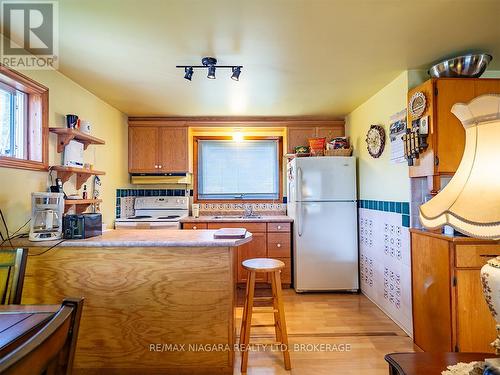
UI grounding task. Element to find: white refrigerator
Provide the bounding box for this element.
[287,156,358,292]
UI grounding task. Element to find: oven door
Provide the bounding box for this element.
[115,221,180,230]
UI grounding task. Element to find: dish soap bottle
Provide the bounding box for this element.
[82,185,88,199]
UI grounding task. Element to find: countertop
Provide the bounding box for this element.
[410,228,500,243]
[180,215,294,223]
[3,229,253,248]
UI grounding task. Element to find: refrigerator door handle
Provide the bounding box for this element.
[298,167,303,237]
[297,167,303,202]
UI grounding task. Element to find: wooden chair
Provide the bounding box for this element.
[239,258,291,373]
[0,297,84,375]
[0,248,28,305]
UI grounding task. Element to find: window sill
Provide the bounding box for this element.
[0,156,48,172]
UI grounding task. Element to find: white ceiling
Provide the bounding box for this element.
[53,0,500,117]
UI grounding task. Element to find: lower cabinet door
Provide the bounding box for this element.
[274,257,291,285]
[456,269,496,352]
[237,232,268,283]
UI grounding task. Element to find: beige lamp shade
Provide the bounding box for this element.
[419,94,500,239]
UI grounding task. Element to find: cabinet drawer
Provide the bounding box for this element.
[456,244,500,268]
[275,258,291,284]
[207,222,266,232]
[267,233,291,257]
[267,222,291,232]
[183,223,207,230]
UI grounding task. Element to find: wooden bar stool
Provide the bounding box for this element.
[239,258,291,373]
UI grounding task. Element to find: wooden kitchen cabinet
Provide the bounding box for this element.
[287,127,316,153]
[158,127,188,172]
[128,127,159,173]
[128,121,188,173]
[408,78,500,179]
[237,232,268,283]
[182,221,293,287]
[411,229,499,353]
[183,223,207,230]
[287,122,344,153]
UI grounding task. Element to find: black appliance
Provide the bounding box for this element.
[63,213,102,239]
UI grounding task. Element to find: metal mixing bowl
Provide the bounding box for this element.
[428,54,492,78]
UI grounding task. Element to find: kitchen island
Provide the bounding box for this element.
[6,229,252,375]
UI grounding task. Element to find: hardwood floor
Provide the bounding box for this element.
[234,289,418,374]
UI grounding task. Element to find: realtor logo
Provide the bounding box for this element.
[1,1,59,69]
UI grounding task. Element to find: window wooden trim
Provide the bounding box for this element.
[0,65,49,171]
[193,136,283,203]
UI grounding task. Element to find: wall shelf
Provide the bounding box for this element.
[51,166,105,190]
[64,199,102,213]
[49,127,105,153]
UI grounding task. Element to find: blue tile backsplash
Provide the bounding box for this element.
[358,199,411,228]
[116,189,188,198]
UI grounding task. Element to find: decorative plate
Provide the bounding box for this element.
[366,125,385,158]
[409,91,426,119]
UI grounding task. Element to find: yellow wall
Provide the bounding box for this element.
[345,71,412,202]
[0,69,128,232]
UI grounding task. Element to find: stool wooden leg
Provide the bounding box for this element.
[241,271,256,373]
[273,270,291,370]
[271,272,282,343]
[239,275,251,347]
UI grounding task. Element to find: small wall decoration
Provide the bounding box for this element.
[389,109,407,164]
[366,124,386,158]
[409,91,426,119]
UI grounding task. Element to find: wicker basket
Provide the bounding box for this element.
[325,147,353,156]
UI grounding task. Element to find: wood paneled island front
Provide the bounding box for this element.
[10,229,252,375]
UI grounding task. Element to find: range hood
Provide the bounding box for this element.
[130,173,192,185]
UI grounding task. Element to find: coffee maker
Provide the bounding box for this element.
[29,192,65,241]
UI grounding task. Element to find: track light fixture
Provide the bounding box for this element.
[176,57,242,81]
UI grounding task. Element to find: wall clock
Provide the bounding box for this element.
[366,125,386,158]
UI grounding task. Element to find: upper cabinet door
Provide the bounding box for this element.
[435,79,476,174]
[158,127,188,172]
[129,127,159,173]
[287,127,316,153]
[316,126,344,140]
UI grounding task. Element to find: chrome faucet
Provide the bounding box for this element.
[244,204,254,218]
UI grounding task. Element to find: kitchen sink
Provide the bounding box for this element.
[212,215,262,219]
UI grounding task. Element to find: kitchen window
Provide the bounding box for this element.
[0,66,48,171]
[196,137,282,201]
[0,82,28,159]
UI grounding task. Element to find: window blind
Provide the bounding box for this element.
[198,140,279,200]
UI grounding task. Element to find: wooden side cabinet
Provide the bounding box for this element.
[182,221,292,287]
[408,78,500,179]
[411,229,499,353]
[128,122,188,173]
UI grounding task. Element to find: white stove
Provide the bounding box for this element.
[115,197,189,230]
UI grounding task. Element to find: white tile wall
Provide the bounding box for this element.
[359,208,413,336]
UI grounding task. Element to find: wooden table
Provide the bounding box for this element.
[385,352,496,375]
[0,305,59,358]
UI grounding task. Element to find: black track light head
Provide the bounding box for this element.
[231,66,241,81]
[207,65,216,79]
[184,67,194,81]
